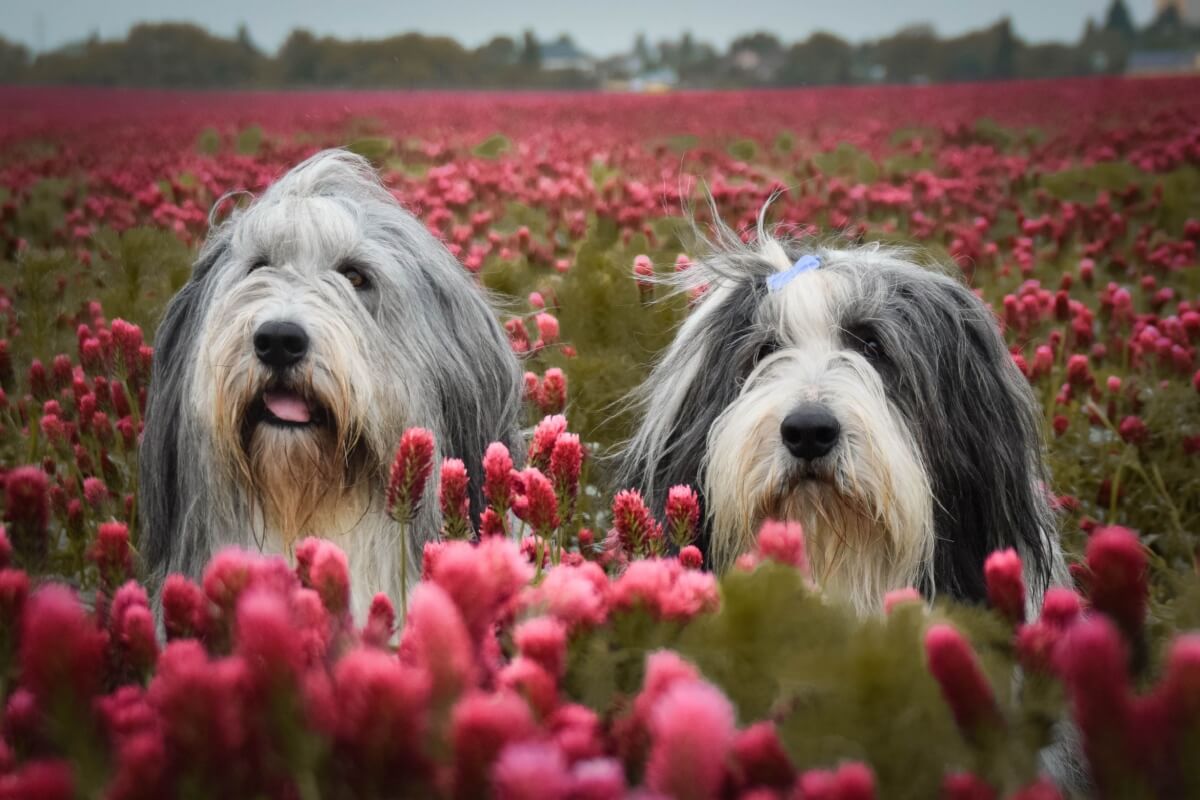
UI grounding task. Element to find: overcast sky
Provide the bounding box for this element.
[1,1,1155,55]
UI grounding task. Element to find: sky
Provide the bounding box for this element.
[1,1,1157,55]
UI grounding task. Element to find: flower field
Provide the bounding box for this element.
[0,77,1199,797]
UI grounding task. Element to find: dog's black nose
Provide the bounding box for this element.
[781,405,841,460]
[254,321,309,369]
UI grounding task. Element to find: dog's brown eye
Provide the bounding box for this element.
[340,266,369,290]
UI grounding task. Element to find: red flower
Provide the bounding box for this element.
[4,466,49,561]
[398,582,475,707]
[492,741,571,800]
[528,414,568,471]
[332,648,431,773]
[983,548,1025,625]
[161,574,210,640]
[440,457,472,540]
[452,690,538,799]
[924,624,1001,737]
[611,489,661,557]
[514,616,568,677]
[679,545,703,569]
[362,592,395,648]
[387,427,436,521]
[20,585,107,707]
[665,485,700,548]
[754,520,808,574]
[304,538,351,616]
[539,368,568,414]
[483,442,515,516]
[1117,415,1148,445]
[645,680,736,800]
[731,721,794,790]
[549,433,584,505]
[90,521,133,587]
[1085,526,1147,637]
[941,772,997,800]
[796,762,876,800]
[883,588,923,614]
[513,467,559,534]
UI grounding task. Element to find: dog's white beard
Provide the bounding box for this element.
[704,369,936,616]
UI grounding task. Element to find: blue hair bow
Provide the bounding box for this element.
[766,254,821,293]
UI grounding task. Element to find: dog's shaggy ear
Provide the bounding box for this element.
[139,233,226,587]
[616,274,768,557]
[898,277,1055,603]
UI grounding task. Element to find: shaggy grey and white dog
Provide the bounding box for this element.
[618,221,1069,616]
[140,149,523,613]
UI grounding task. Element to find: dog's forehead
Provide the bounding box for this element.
[238,195,363,267]
[765,267,848,342]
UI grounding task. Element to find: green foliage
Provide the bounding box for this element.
[472,133,512,159]
[728,138,759,162]
[813,143,879,183]
[343,136,394,166]
[195,127,221,155]
[235,125,264,156]
[566,564,1053,797]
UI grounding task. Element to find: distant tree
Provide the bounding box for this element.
[477,35,518,66]
[0,36,30,82]
[993,18,1016,79]
[776,32,852,85]
[276,29,322,84]
[1103,0,1136,40]
[519,30,541,69]
[679,31,695,65]
[235,24,260,56]
[633,32,652,68]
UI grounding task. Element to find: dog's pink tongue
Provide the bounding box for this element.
[264,391,311,423]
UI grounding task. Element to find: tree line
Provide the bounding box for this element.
[0,1,1194,89]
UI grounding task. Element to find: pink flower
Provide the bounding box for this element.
[1008,777,1063,800]
[1117,415,1148,445]
[520,561,609,630]
[528,414,568,471]
[795,762,876,800]
[0,568,29,631]
[398,582,475,707]
[497,656,558,718]
[645,680,736,800]
[941,772,997,800]
[0,760,75,800]
[387,427,436,521]
[612,489,661,557]
[665,485,700,548]
[514,616,568,677]
[569,758,627,800]
[731,721,794,790]
[362,592,395,648]
[21,585,107,706]
[679,545,703,569]
[1054,617,1131,782]
[440,458,472,540]
[1040,587,1082,627]
[924,624,1001,737]
[539,368,568,414]
[161,574,210,640]
[1085,526,1147,636]
[549,431,583,503]
[304,538,351,616]
[754,520,808,573]
[4,466,49,560]
[332,648,431,772]
[452,691,538,799]
[492,741,571,800]
[483,442,515,516]
[535,312,560,345]
[513,467,560,534]
[883,587,923,614]
[983,548,1024,624]
[90,521,133,587]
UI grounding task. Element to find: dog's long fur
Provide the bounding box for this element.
[140,149,523,613]
[617,222,1069,616]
